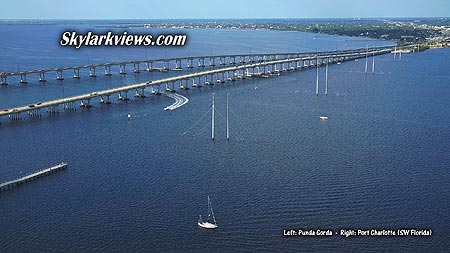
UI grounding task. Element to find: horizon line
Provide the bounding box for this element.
[1,17,449,21]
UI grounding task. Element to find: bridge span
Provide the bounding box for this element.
[0,46,393,124]
[0,46,394,85]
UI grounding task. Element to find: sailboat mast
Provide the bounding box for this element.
[315,56,319,96]
[208,196,217,225]
[211,93,215,140]
[364,46,368,74]
[325,60,328,96]
[226,93,230,140]
[372,51,375,74]
[393,46,397,61]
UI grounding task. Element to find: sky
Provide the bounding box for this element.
[1,0,448,19]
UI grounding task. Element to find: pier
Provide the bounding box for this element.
[0,46,393,124]
[0,163,67,193]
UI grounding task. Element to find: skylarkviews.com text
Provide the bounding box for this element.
[60,31,187,49]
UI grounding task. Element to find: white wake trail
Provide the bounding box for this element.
[164,93,189,111]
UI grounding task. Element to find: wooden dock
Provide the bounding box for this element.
[0,162,67,193]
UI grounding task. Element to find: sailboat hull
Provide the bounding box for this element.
[198,222,218,229]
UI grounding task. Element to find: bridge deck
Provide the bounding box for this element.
[1,46,394,77]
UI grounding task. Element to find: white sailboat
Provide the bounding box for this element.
[198,196,218,229]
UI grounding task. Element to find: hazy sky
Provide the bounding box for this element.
[1,0,448,19]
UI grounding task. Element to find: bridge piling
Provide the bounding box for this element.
[146,62,153,71]
[89,67,97,77]
[20,74,28,84]
[39,72,46,82]
[209,57,215,67]
[175,60,182,70]
[64,101,76,111]
[0,76,7,85]
[133,63,141,73]
[56,70,64,80]
[187,59,193,68]
[28,109,42,118]
[73,69,80,79]
[104,66,112,76]
[119,64,127,74]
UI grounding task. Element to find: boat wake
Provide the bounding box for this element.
[164,93,189,111]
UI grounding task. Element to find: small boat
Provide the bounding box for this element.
[198,196,218,229]
[320,116,329,120]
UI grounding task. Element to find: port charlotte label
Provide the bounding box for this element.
[283,229,432,237]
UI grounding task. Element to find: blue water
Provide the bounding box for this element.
[1,23,450,252]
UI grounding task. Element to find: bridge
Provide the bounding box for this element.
[0,46,394,123]
[0,46,394,85]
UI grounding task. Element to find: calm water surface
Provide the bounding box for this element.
[0,23,449,252]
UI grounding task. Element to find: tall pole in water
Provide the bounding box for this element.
[316,56,319,96]
[393,46,397,61]
[372,51,375,74]
[364,46,368,74]
[211,93,215,140]
[226,93,230,140]
[325,59,328,96]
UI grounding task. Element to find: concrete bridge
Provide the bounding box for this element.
[0,46,393,124]
[0,46,393,85]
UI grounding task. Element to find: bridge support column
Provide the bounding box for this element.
[198,58,205,67]
[56,70,64,80]
[163,61,169,70]
[73,69,80,79]
[146,62,153,71]
[133,63,140,73]
[64,102,76,111]
[0,76,7,85]
[123,91,130,101]
[192,78,198,88]
[20,74,28,84]
[230,57,236,65]
[9,112,22,121]
[151,85,161,95]
[47,105,60,114]
[219,57,225,65]
[39,72,46,82]
[28,109,42,118]
[175,60,182,70]
[187,59,193,68]
[88,67,96,77]
[157,85,161,95]
[80,99,92,108]
[180,79,185,90]
[100,95,111,104]
[209,58,215,67]
[104,66,112,76]
[135,88,146,97]
[119,64,127,74]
